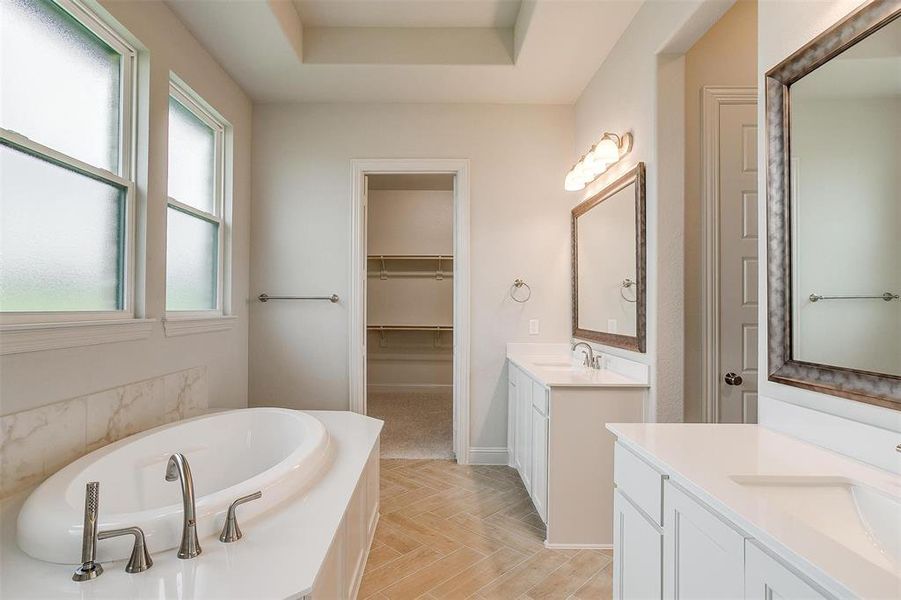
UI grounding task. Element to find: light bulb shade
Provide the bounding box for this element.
[594,137,620,163]
[564,167,585,191]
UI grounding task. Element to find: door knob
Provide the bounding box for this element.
[724,372,743,386]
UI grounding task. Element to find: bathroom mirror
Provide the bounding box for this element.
[766,1,900,408]
[572,163,646,352]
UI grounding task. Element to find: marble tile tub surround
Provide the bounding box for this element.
[0,367,208,498]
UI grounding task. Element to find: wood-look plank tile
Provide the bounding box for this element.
[571,561,614,600]
[365,542,403,571]
[380,546,486,600]
[525,550,611,600]
[473,549,574,600]
[358,545,442,599]
[428,546,529,599]
[381,484,442,515]
[402,486,475,518]
[363,460,614,600]
[381,512,463,555]
[411,511,505,555]
[374,521,424,555]
[447,512,545,556]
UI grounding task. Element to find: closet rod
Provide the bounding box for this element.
[367,325,453,331]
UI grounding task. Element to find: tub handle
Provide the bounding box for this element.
[97,527,153,573]
[220,491,263,543]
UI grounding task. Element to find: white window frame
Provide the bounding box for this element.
[0,0,152,353]
[163,77,235,336]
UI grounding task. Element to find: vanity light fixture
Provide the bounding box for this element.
[564,132,633,191]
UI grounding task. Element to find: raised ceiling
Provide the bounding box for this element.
[291,0,524,28]
[166,0,643,104]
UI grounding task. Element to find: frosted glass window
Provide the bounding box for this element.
[168,97,215,214]
[166,207,218,311]
[1,0,121,172]
[0,145,124,311]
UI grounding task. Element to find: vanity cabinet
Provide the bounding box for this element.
[612,441,838,600]
[507,356,645,547]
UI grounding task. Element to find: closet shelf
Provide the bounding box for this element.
[367,255,453,280]
[367,324,453,331]
[367,324,453,348]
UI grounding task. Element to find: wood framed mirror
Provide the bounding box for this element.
[572,163,646,352]
[766,0,900,409]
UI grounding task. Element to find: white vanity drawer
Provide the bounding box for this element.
[614,442,666,526]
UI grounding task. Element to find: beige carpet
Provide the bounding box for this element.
[367,389,453,459]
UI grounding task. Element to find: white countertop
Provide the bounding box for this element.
[507,348,649,388]
[607,423,901,600]
[0,411,383,600]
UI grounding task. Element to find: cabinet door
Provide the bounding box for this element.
[530,404,548,523]
[745,541,831,600]
[614,490,662,600]
[516,373,532,490]
[508,367,517,469]
[663,481,745,599]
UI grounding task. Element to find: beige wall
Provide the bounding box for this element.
[574,0,735,423]
[0,0,252,418]
[250,103,573,451]
[683,0,757,422]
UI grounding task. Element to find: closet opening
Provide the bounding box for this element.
[349,160,470,463]
[364,173,455,459]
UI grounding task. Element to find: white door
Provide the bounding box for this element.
[530,402,548,523]
[663,482,744,599]
[613,490,663,600]
[717,101,758,423]
[745,542,830,599]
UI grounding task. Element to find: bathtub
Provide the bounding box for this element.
[17,408,330,564]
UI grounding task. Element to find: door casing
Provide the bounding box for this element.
[701,87,758,423]
[349,159,471,463]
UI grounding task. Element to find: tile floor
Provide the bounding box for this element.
[359,459,613,599]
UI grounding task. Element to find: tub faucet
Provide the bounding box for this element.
[165,453,202,559]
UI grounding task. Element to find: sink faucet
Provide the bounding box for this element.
[572,342,599,369]
[165,453,202,559]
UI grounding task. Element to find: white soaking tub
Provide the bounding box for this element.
[17,408,330,564]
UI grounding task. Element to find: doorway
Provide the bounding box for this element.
[349,159,471,463]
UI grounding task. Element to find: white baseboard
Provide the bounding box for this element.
[467,446,509,465]
[544,541,613,550]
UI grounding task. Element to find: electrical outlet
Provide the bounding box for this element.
[607,319,618,334]
[529,319,539,335]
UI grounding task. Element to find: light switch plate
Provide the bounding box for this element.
[529,319,539,335]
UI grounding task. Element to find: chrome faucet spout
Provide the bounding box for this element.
[165,453,201,559]
[571,341,600,369]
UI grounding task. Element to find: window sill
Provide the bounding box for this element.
[0,318,155,355]
[163,314,237,337]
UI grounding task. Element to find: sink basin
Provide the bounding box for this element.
[17,408,330,563]
[531,359,574,368]
[730,475,901,568]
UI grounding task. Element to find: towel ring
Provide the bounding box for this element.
[510,279,532,303]
[621,278,637,303]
